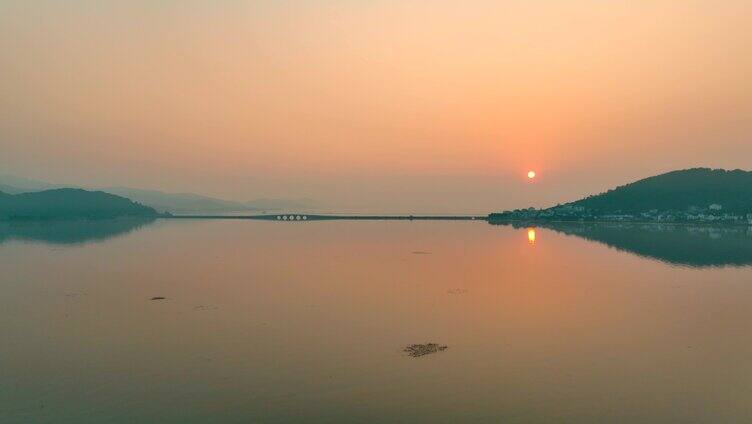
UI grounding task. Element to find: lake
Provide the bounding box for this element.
[2,219,752,423]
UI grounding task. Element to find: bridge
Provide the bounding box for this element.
[167,214,488,222]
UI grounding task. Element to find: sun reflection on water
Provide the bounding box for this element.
[527,228,537,244]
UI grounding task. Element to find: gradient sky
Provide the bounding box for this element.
[1,1,751,213]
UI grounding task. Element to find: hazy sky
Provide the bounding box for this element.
[1,1,751,212]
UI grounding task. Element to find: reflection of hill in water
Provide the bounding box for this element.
[506,222,752,268]
[0,218,156,245]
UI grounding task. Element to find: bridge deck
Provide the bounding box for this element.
[166,214,488,221]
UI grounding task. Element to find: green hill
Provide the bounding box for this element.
[0,188,159,220]
[568,168,752,214]
[489,168,752,223]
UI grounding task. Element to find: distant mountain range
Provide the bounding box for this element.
[99,187,314,214]
[0,174,313,214]
[0,189,158,220]
[490,168,752,224]
[0,174,58,194]
[101,187,250,213]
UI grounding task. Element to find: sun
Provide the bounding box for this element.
[527,170,536,179]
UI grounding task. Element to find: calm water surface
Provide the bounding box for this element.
[2,220,752,423]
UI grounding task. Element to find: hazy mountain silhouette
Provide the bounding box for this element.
[0,184,26,194]
[0,218,156,245]
[102,187,315,213]
[0,174,314,213]
[101,187,255,214]
[0,174,59,194]
[506,221,752,268]
[0,189,158,220]
[243,198,314,211]
[568,168,752,214]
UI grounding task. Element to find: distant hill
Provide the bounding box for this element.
[101,187,314,213]
[567,168,752,214]
[0,184,27,194]
[0,189,159,220]
[0,174,56,192]
[489,168,752,224]
[101,187,252,214]
[0,175,315,214]
[244,198,314,211]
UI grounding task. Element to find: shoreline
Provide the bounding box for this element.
[488,218,752,228]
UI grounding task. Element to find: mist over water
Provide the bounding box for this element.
[3,220,752,423]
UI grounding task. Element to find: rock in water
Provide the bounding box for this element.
[403,343,448,357]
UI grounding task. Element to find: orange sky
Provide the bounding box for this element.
[1,1,751,212]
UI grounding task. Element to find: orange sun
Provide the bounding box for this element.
[527,170,536,179]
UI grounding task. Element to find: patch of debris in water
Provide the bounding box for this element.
[193,305,218,311]
[150,296,167,301]
[447,288,468,295]
[403,343,448,357]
